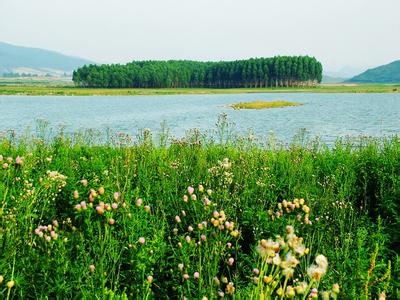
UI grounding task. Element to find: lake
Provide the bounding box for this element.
[0,93,399,145]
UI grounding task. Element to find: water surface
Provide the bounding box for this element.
[0,93,399,144]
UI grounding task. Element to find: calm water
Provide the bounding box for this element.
[0,93,399,144]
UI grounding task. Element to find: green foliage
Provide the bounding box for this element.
[72,56,323,88]
[0,127,398,299]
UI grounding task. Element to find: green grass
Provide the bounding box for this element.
[230,100,302,110]
[0,83,399,96]
[0,123,399,299]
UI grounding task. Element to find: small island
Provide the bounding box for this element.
[230,100,303,110]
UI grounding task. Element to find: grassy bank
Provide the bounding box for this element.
[0,126,399,299]
[0,83,399,96]
[230,100,302,110]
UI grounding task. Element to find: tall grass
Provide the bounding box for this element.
[0,119,398,299]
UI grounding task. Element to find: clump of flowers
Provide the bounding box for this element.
[268,198,313,225]
[171,185,239,298]
[250,225,333,299]
[208,158,234,189]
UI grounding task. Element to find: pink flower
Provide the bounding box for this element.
[175,216,181,223]
[111,203,118,209]
[80,201,87,209]
[228,257,235,266]
[81,179,88,186]
[194,272,200,279]
[138,237,145,245]
[89,264,95,272]
[201,234,207,241]
[45,236,51,242]
[108,218,115,225]
[187,186,194,195]
[136,198,143,206]
[183,274,190,280]
[96,206,104,215]
[144,205,150,212]
[15,156,23,165]
[185,236,191,243]
[75,204,82,211]
[113,192,120,200]
[2,163,8,169]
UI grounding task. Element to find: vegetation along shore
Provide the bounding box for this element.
[0,84,399,96]
[0,123,398,299]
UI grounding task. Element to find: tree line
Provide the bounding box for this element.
[72,56,323,88]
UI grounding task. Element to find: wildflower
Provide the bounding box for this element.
[108,218,115,225]
[173,228,178,235]
[263,275,272,284]
[201,234,207,241]
[294,282,307,294]
[81,179,88,186]
[194,272,200,279]
[111,203,118,209]
[2,163,8,169]
[315,254,328,270]
[186,186,194,195]
[225,282,235,295]
[113,192,120,200]
[286,286,295,298]
[191,194,197,201]
[80,201,87,209]
[96,206,104,215]
[178,263,184,270]
[15,156,23,165]
[228,257,234,266]
[198,223,204,230]
[175,216,181,223]
[213,277,220,286]
[252,276,259,284]
[178,242,182,248]
[198,184,204,192]
[252,268,260,275]
[50,231,58,240]
[188,226,193,232]
[45,236,51,242]
[321,291,330,300]
[98,186,105,195]
[89,264,95,273]
[147,275,153,284]
[183,195,188,202]
[136,198,142,206]
[207,189,212,196]
[0,276,3,284]
[230,230,239,238]
[144,205,151,212]
[75,204,82,211]
[282,268,294,278]
[185,236,191,243]
[379,292,386,300]
[7,280,14,289]
[332,283,340,294]
[218,291,225,297]
[309,288,318,299]
[138,237,145,245]
[227,242,232,248]
[183,273,190,280]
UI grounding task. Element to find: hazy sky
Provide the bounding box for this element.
[1,0,399,73]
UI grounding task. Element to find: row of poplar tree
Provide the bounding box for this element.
[72,56,323,88]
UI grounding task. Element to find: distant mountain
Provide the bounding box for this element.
[321,75,348,84]
[348,60,400,83]
[0,41,94,76]
[325,66,367,79]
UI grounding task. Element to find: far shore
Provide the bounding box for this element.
[0,83,399,96]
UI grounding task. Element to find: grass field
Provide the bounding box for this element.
[0,82,399,96]
[0,122,398,299]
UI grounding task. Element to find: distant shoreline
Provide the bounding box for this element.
[0,84,399,96]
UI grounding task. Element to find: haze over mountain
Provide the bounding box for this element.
[0,41,94,76]
[348,60,400,83]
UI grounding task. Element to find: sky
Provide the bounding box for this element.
[0,0,399,75]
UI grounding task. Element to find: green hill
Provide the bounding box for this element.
[348,60,400,83]
[0,41,94,76]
